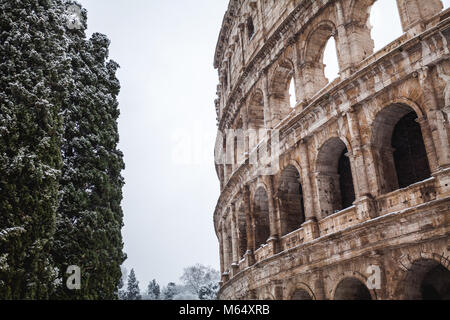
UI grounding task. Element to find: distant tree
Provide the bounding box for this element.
[162,282,178,300]
[173,287,199,300]
[125,269,141,300]
[180,264,220,299]
[147,279,160,300]
[199,282,219,300]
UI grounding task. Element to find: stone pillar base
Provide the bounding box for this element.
[221,272,230,283]
[433,168,450,199]
[302,219,319,242]
[244,250,255,268]
[355,195,378,220]
[267,236,280,255]
[231,263,239,277]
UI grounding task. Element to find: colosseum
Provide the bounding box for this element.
[212,0,450,300]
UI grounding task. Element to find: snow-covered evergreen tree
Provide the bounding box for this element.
[0,0,71,299]
[124,269,141,300]
[162,282,179,300]
[147,279,161,300]
[51,2,125,300]
[0,0,125,300]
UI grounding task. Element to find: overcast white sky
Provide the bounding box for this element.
[77,0,450,289]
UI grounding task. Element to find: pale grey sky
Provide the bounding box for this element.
[77,0,450,289]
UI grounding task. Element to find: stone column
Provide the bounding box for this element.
[419,67,450,198]
[347,109,370,197]
[265,175,280,254]
[298,139,319,242]
[243,186,255,267]
[419,67,450,169]
[291,40,306,106]
[221,216,230,277]
[334,1,353,78]
[346,108,378,219]
[218,225,224,275]
[230,204,239,276]
[262,71,272,128]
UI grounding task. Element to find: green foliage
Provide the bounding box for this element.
[51,7,125,300]
[0,0,125,300]
[0,0,71,299]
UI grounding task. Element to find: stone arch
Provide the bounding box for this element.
[302,20,340,99]
[269,59,295,124]
[315,137,356,218]
[277,165,306,236]
[396,258,450,300]
[287,282,316,300]
[248,89,265,130]
[333,277,373,300]
[370,101,431,195]
[253,186,271,249]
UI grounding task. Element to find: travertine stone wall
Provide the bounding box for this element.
[213,0,450,300]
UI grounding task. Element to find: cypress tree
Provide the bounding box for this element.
[52,5,126,299]
[0,0,70,299]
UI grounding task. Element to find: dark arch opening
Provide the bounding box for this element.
[316,138,356,217]
[291,288,313,300]
[247,17,255,40]
[278,165,306,236]
[392,111,431,189]
[401,259,450,300]
[254,187,270,249]
[334,278,372,300]
[372,104,431,194]
[338,149,356,209]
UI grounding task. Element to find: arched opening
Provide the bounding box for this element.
[291,288,313,300]
[392,112,431,188]
[334,278,372,300]
[289,77,296,108]
[270,60,295,124]
[277,165,306,236]
[323,36,339,83]
[303,23,340,99]
[253,187,270,249]
[369,0,403,52]
[371,104,431,194]
[400,259,450,300]
[316,138,356,217]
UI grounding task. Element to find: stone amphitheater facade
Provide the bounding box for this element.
[213,0,450,300]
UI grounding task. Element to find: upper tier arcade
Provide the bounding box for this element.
[212,0,450,301]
